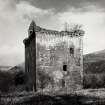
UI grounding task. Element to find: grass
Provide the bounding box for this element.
[1,89,105,105]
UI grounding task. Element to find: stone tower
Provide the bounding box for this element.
[23,20,84,93]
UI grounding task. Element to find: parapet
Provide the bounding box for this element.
[28,20,84,37]
[24,20,84,45]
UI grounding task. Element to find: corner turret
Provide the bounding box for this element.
[28,20,36,36]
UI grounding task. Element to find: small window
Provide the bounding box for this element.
[30,30,33,35]
[63,65,67,71]
[70,47,74,55]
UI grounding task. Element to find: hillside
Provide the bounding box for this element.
[9,62,25,74]
[84,49,105,63]
[0,66,12,71]
[84,50,105,74]
[83,50,105,88]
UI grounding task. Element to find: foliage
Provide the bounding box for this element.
[14,71,27,86]
[83,73,105,89]
[84,60,105,74]
[64,22,83,31]
[0,70,13,92]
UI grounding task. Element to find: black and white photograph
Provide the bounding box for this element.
[0,0,105,105]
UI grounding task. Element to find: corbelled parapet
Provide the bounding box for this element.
[28,20,84,37]
[24,20,85,49]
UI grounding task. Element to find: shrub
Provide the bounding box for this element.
[14,71,27,86]
[0,71,13,92]
[83,73,105,89]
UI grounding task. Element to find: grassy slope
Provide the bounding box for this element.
[84,50,105,74]
[84,49,105,63]
[83,50,105,88]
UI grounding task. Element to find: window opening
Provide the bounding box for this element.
[63,65,67,71]
[70,47,74,55]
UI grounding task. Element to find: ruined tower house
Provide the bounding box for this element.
[23,20,84,93]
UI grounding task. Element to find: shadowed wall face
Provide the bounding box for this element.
[24,21,84,93]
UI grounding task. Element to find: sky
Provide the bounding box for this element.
[0,0,105,66]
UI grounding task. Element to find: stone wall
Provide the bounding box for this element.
[36,33,83,92]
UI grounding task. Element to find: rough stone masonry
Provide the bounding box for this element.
[23,20,84,93]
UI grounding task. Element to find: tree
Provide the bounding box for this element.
[0,71,13,92]
[14,71,27,86]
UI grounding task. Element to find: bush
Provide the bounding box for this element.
[83,73,105,89]
[0,71,13,92]
[14,71,27,86]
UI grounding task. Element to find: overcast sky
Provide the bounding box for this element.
[0,0,105,66]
